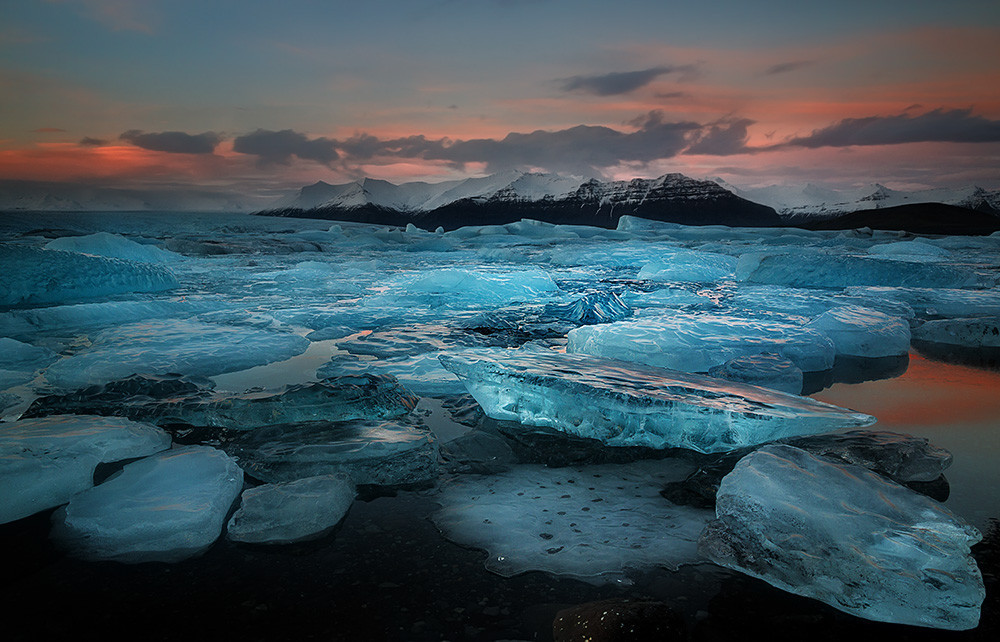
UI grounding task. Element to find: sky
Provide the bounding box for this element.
[2,0,999,200]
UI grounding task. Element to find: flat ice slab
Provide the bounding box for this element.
[737,252,984,289]
[805,305,911,358]
[226,475,356,545]
[439,348,875,454]
[567,313,836,373]
[433,460,712,582]
[699,445,984,630]
[52,445,243,563]
[913,317,1000,348]
[707,353,803,395]
[0,414,171,524]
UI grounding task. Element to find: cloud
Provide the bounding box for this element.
[776,108,1000,148]
[120,130,222,154]
[78,136,107,146]
[685,118,755,155]
[558,65,698,96]
[232,129,339,165]
[763,60,816,75]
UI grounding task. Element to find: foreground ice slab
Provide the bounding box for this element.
[226,475,356,545]
[0,415,171,524]
[433,460,712,582]
[805,305,911,358]
[26,373,418,430]
[699,445,984,630]
[912,317,1000,349]
[567,313,836,373]
[226,419,438,487]
[42,319,310,389]
[737,251,985,289]
[0,245,178,307]
[439,349,874,454]
[51,445,243,563]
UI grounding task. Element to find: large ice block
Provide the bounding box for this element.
[51,445,243,563]
[737,251,985,289]
[364,268,559,309]
[0,414,171,524]
[912,317,1000,349]
[439,349,875,454]
[637,250,737,283]
[45,232,182,264]
[707,353,803,394]
[805,305,911,358]
[567,313,836,373]
[699,445,984,630]
[843,286,1000,318]
[0,245,178,307]
[226,475,356,545]
[432,460,711,582]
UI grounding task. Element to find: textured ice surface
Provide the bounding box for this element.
[547,241,683,268]
[845,287,1000,318]
[318,353,465,397]
[0,337,57,389]
[707,353,803,395]
[26,373,418,430]
[624,287,717,312]
[637,250,737,283]
[0,415,171,524]
[567,313,836,373]
[226,475,356,545]
[737,251,984,289]
[912,317,1000,348]
[542,291,632,325]
[439,348,874,454]
[45,232,182,263]
[51,445,243,563]
[432,460,712,582]
[699,445,984,630]
[226,419,438,486]
[42,319,309,389]
[0,300,214,337]
[728,285,915,322]
[0,245,178,307]
[805,305,911,358]
[364,268,558,308]
[868,240,951,262]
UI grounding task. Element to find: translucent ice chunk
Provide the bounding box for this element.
[913,317,1000,348]
[318,353,465,397]
[699,445,984,630]
[542,291,632,325]
[708,353,803,395]
[805,305,911,358]
[737,251,984,289]
[0,245,178,307]
[637,250,737,283]
[844,286,1000,319]
[0,299,216,337]
[42,319,309,389]
[567,313,836,373]
[868,240,951,262]
[439,348,874,454]
[364,268,558,309]
[432,460,712,582]
[45,232,182,263]
[226,475,356,545]
[52,445,243,563]
[0,415,171,524]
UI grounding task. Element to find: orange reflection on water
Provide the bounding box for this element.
[813,352,1000,427]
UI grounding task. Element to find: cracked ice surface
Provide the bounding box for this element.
[433,459,712,582]
[700,445,984,630]
[439,348,874,453]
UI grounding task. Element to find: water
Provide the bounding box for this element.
[1,211,998,640]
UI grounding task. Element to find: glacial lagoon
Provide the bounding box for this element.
[1,211,998,640]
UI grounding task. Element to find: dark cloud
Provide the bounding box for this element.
[120,130,222,154]
[685,118,755,155]
[763,60,815,75]
[558,65,698,96]
[776,108,1000,148]
[232,128,339,165]
[79,137,107,147]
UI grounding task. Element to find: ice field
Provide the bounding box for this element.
[2,210,999,639]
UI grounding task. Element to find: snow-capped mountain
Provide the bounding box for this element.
[714,178,1000,220]
[267,171,781,229]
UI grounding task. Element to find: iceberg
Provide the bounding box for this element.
[226,475,356,545]
[805,305,911,358]
[0,414,171,524]
[225,418,438,487]
[736,251,985,289]
[567,313,836,373]
[432,460,712,582]
[912,317,1000,349]
[42,319,310,389]
[439,348,875,454]
[699,445,984,630]
[0,245,178,307]
[707,353,803,394]
[868,240,951,262]
[636,250,737,283]
[51,445,243,563]
[45,232,182,264]
[363,268,559,309]
[844,286,1000,318]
